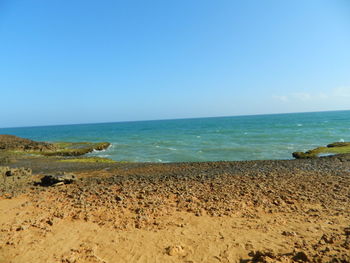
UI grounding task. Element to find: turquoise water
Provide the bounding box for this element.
[1,110,349,162]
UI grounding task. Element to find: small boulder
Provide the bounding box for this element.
[282,231,297,237]
[40,173,76,186]
[165,245,186,256]
[115,195,124,201]
[292,251,309,262]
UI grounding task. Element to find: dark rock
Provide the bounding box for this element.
[327,142,350,148]
[293,251,309,262]
[40,173,76,186]
[249,249,276,261]
[16,226,24,231]
[293,152,313,159]
[115,196,123,201]
[282,231,296,236]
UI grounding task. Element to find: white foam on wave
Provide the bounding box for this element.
[340,138,345,142]
[91,143,112,153]
[92,149,106,153]
[318,153,336,157]
[168,147,177,151]
[297,124,303,127]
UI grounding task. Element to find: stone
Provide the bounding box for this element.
[52,182,65,187]
[40,173,76,186]
[282,231,297,236]
[165,245,185,256]
[115,196,123,201]
[293,251,309,262]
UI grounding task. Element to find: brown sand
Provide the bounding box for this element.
[1,156,350,262]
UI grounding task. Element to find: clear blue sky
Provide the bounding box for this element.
[1,0,349,127]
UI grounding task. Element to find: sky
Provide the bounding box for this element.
[0,0,350,128]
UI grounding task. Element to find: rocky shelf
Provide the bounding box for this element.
[0,134,110,157]
[293,142,350,159]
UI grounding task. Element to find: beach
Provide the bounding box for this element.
[1,141,350,262]
[2,0,350,261]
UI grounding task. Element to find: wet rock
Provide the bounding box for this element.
[327,142,350,148]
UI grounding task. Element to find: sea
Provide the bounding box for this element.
[1,110,349,163]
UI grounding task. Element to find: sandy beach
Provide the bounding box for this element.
[1,149,350,262]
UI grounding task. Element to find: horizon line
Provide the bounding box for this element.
[0,109,349,130]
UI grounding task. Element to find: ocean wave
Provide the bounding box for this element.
[93,143,113,153]
[97,154,111,158]
[92,149,106,153]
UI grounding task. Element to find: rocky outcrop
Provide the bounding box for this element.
[0,135,56,151]
[42,142,111,156]
[327,142,350,148]
[0,134,110,157]
[293,141,350,159]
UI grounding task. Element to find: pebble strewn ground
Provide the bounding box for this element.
[1,155,350,262]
